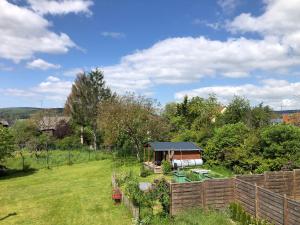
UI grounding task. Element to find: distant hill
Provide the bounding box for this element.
[0,107,64,124]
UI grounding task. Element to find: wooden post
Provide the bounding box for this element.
[203,181,206,210]
[264,172,267,188]
[293,169,296,200]
[170,183,173,216]
[201,182,205,208]
[255,183,259,218]
[180,150,183,168]
[284,194,288,225]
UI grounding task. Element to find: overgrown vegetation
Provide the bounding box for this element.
[229,202,274,225]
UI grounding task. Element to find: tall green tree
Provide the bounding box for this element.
[65,69,113,149]
[205,122,250,170]
[0,126,15,163]
[221,96,251,125]
[99,94,170,160]
[250,103,272,129]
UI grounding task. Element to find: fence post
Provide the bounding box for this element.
[264,172,267,188]
[284,194,288,225]
[170,183,172,216]
[203,181,206,210]
[255,183,259,218]
[293,169,296,200]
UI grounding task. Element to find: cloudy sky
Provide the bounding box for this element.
[0,0,300,109]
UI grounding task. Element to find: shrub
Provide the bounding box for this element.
[229,202,274,225]
[161,160,172,174]
[140,165,152,177]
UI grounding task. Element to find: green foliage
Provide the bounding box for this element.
[220,96,251,125]
[205,122,250,170]
[229,202,274,225]
[169,208,233,225]
[55,135,81,150]
[0,126,15,162]
[152,178,170,215]
[259,124,300,159]
[185,171,202,181]
[161,160,172,174]
[140,165,153,177]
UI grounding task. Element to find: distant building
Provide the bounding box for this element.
[0,119,9,127]
[39,116,70,135]
[270,118,283,125]
[282,113,300,126]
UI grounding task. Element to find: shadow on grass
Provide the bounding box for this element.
[0,212,17,221]
[0,166,37,180]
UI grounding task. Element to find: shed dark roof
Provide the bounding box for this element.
[149,142,202,152]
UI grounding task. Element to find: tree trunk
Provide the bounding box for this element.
[80,126,84,145]
[93,130,97,150]
[20,151,25,171]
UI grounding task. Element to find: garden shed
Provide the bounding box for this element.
[144,142,203,173]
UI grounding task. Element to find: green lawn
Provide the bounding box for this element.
[1,156,234,225]
[0,160,132,225]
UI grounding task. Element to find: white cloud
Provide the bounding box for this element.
[228,0,300,37]
[27,0,93,16]
[0,0,76,62]
[175,79,300,110]
[0,76,73,104]
[102,36,299,92]
[217,0,239,14]
[101,32,125,39]
[99,0,300,97]
[33,76,72,98]
[27,58,61,70]
[192,19,222,30]
[0,88,36,97]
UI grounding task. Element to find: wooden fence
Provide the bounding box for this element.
[236,169,300,200]
[170,178,235,215]
[170,170,300,225]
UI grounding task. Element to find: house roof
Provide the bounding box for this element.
[148,142,202,152]
[0,119,9,127]
[39,116,70,131]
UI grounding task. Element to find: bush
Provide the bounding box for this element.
[229,202,274,225]
[55,136,81,150]
[161,160,172,175]
[140,165,152,177]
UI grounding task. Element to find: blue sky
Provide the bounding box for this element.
[1,0,300,109]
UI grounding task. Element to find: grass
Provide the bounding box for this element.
[151,208,234,225]
[1,154,235,225]
[0,160,132,225]
[4,150,109,171]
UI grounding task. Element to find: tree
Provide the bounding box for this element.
[205,122,250,170]
[99,94,170,160]
[250,103,272,129]
[11,120,39,170]
[259,124,300,160]
[0,126,15,163]
[65,69,113,149]
[164,95,221,146]
[221,96,251,125]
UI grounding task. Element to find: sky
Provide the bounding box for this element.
[0,0,300,110]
